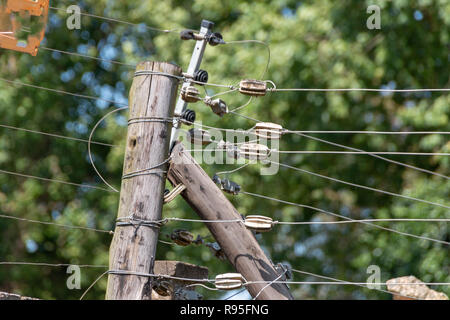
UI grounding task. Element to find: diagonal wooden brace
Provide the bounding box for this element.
[167,142,293,300]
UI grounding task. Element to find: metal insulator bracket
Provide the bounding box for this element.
[164,184,186,204]
[215,273,245,290]
[244,215,274,233]
[274,263,293,281]
[152,279,173,297]
[239,143,270,160]
[239,79,267,97]
[206,242,227,260]
[254,122,283,140]
[187,128,213,146]
[212,175,241,195]
[170,229,194,246]
[181,86,201,103]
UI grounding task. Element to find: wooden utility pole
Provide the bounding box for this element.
[106,61,181,300]
[168,142,294,300]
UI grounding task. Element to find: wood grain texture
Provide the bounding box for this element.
[106,61,181,300]
[167,142,293,300]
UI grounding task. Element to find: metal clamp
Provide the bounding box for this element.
[181,85,201,103]
[170,229,194,246]
[212,175,241,195]
[204,97,228,117]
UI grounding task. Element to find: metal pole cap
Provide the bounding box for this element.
[201,20,215,29]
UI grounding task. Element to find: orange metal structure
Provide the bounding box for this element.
[0,0,49,56]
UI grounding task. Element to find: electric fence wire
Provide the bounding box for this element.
[49,6,180,34]
[292,131,450,180]
[272,150,450,156]
[267,87,450,93]
[224,40,271,80]
[241,190,450,246]
[39,46,137,68]
[78,268,450,300]
[270,160,450,210]
[289,268,422,300]
[47,6,450,93]
[0,123,118,147]
[2,200,447,251]
[88,106,129,193]
[0,78,446,242]
[0,214,113,234]
[0,260,445,300]
[181,144,450,211]
[283,130,450,135]
[0,261,107,268]
[2,120,447,156]
[0,168,114,193]
[0,77,128,107]
[185,148,450,156]
[223,111,450,180]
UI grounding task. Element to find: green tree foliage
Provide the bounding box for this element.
[0,0,448,299]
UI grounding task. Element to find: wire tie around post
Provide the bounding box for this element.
[116,215,168,230]
[127,117,174,126]
[121,157,172,180]
[133,71,183,81]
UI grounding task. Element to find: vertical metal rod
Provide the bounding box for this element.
[169,20,214,150]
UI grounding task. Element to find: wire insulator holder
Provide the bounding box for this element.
[193,69,209,84]
[215,273,245,290]
[181,109,196,125]
[207,32,225,46]
[187,128,213,145]
[170,229,194,246]
[253,122,283,140]
[239,79,267,97]
[181,85,201,103]
[179,29,204,41]
[239,143,270,160]
[204,97,228,117]
[244,215,274,232]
